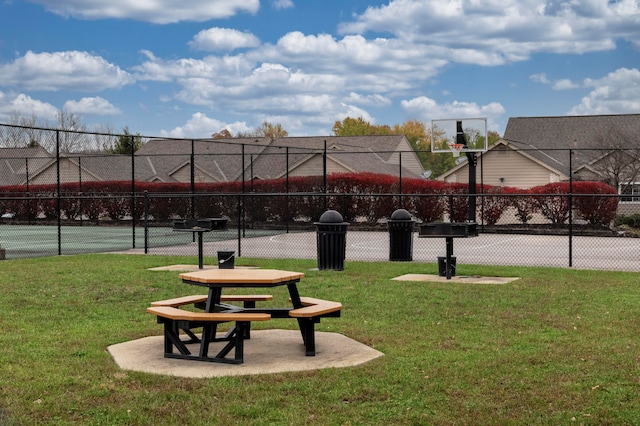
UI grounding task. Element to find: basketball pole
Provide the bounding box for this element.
[456,121,477,223]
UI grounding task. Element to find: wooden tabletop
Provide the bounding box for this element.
[180,268,304,285]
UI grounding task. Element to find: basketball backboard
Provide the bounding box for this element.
[430,118,488,154]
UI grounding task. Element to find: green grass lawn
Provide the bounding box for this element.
[1,254,639,425]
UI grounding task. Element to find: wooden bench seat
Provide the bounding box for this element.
[150,294,273,342]
[146,306,270,364]
[150,294,273,308]
[289,297,342,318]
[288,297,342,356]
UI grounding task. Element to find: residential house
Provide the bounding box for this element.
[438,114,640,190]
[1,134,425,186]
[136,135,425,182]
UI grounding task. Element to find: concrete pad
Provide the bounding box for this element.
[393,274,520,284]
[108,329,384,378]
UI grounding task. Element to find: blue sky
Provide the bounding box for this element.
[0,0,638,138]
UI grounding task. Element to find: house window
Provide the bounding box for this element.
[620,182,640,202]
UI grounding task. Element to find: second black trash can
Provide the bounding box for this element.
[314,210,349,271]
[388,209,415,261]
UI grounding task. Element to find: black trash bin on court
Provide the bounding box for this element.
[314,210,349,271]
[388,209,415,261]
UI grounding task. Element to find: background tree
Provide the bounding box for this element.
[110,126,144,154]
[2,112,43,148]
[236,121,289,139]
[212,129,232,138]
[587,127,640,192]
[254,121,288,138]
[332,117,392,136]
[55,109,87,153]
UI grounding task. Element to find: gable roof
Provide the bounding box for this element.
[502,114,640,175]
[0,146,52,186]
[138,135,424,181]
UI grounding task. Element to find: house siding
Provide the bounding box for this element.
[389,138,424,176]
[443,147,561,188]
[30,159,101,185]
[288,154,351,177]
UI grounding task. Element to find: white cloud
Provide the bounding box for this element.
[271,0,294,10]
[401,96,505,123]
[0,92,58,120]
[27,0,260,24]
[63,97,121,115]
[530,73,550,84]
[344,92,392,107]
[338,0,636,65]
[552,79,579,90]
[337,104,375,124]
[569,68,640,115]
[531,73,579,90]
[189,28,261,52]
[160,112,251,138]
[0,51,134,92]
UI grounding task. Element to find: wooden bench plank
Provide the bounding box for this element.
[147,306,271,322]
[150,295,208,307]
[150,294,273,307]
[289,297,342,318]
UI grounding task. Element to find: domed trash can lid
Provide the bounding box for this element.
[389,209,413,222]
[315,210,349,225]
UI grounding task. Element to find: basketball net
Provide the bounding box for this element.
[448,143,464,157]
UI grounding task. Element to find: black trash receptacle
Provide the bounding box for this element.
[314,210,349,271]
[217,251,235,269]
[437,256,456,277]
[388,209,415,261]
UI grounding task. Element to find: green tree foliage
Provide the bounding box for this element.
[332,117,392,136]
[110,126,144,154]
[256,121,288,138]
[235,121,289,138]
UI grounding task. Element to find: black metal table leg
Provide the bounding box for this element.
[197,231,204,269]
[446,237,453,280]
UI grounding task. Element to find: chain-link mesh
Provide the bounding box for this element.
[1,124,639,271]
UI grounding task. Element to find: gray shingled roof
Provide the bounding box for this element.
[0,146,52,186]
[503,114,640,175]
[138,135,423,181]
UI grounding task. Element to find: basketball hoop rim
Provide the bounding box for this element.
[448,143,465,157]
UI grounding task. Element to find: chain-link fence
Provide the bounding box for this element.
[1,123,639,271]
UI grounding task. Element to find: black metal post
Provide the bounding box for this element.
[56,130,61,255]
[78,156,83,226]
[569,148,573,267]
[190,139,195,218]
[286,146,290,233]
[144,190,149,254]
[457,120,477,223]
[131,135,136,248]
[323,140,327,211]
[399,151,403,208]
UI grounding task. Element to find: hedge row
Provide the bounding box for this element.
[0,173,619,226]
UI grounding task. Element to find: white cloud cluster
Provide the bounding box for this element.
[339,0,639,63]
[27,0,260,24]
[63,97,121,115]
[401,96,505,124]
[159,112,251,138]
[0,51,134,92]
[570,68,640,115]
[3,0,639,137]
[0,92,58,121]
[189,28,261,52]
